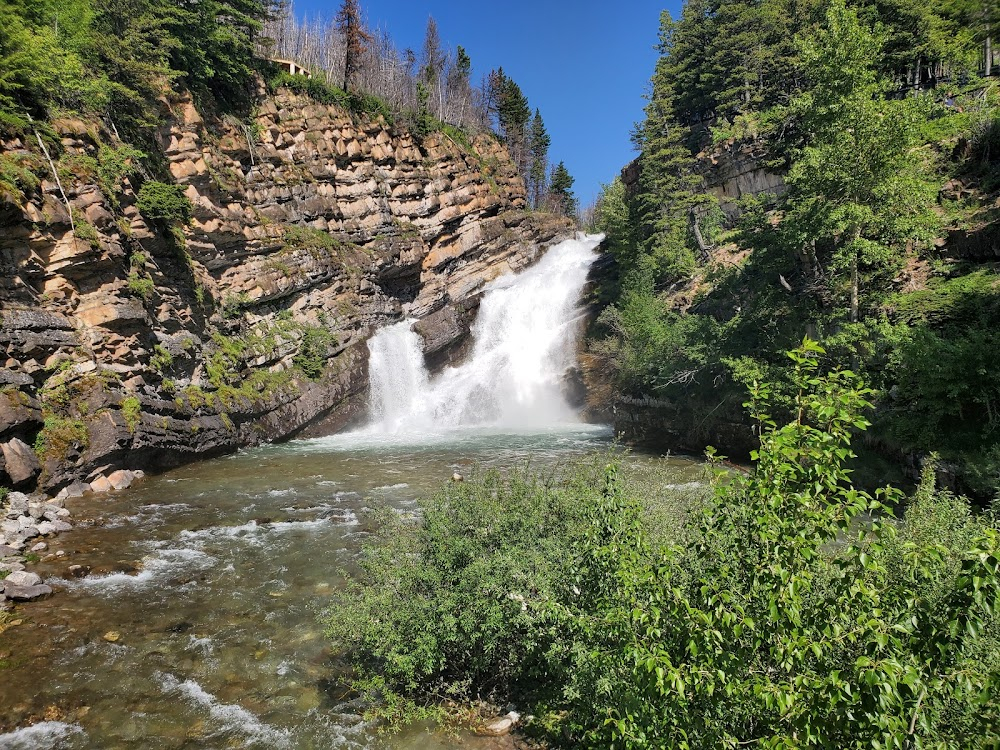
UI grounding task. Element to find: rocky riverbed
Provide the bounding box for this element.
[0,468,146,604]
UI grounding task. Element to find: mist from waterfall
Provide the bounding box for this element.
[365,234,603,434]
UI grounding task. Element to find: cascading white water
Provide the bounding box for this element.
[366,233,603,434]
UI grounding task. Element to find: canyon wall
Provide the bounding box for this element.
[0,89,573,494]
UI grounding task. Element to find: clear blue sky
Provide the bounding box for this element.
[291,0,683,207]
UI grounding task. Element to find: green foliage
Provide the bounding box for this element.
[136,181,192,226]
[283,224,337,255]
[126,271,155,300]
[548,161,577,218]
[121,395,141,433]
[0,152,43,201]
[0,486,8,504]
[292,326,334,380]
[322,461,613,726]
[96,144,145,208]
[270,72,393,121]
[34,415,89,463]
[149,344,173,373]
[328,342,1000,747]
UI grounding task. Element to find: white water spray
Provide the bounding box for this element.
[366,234,603,433]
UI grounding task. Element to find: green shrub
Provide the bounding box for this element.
[121,396,141,433]
[126,270,155,300]
[149,344,173,373]
[327,341,1000,747]
[0,487,8,504]
[136,181,192,225]
[34,416,89,462]
[270,72,392,121]
[97,144,145,208]
[292,326,334,380]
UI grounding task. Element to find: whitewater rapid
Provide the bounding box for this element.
[365,233,602,434]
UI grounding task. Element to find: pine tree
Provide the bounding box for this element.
[527,109,550,209]
[446,45,471,125]
[548,161,577,217]
[632,10,705,280]
[420,16,446,118]
[780,0,935,324]
[336,0,371,92]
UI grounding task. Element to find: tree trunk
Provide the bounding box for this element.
[987,31,993,77]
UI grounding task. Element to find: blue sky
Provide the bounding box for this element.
[291,0,683,207]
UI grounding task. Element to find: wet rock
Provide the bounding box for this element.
[89,475,113,493]
[1,438,41,485]
[476,711,521,737]
[5,570,41,587]
[106,469,135,491]
[103,631,121,642]
[452,472,464,482]
[51,520,72,532]
[35,521,57,536]
[3,583,52,600]
[67,564,91,578]
[30,541,47,552]
[56,481,90,500]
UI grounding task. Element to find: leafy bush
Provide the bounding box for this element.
[121,396,141,433]
[326,342,1000,747]
[322,462,607,727]
[126,271,155,300]
[292,326,334,380]
[136,181,192,226]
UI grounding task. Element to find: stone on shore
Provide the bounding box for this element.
[1,438,41,485]
[106,469,136,491]
[476,711,521,737]
[89,475,113,494]
[5,570,41,587]
[4,583,52,600]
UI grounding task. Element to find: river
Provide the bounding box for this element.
[0,236,704,749]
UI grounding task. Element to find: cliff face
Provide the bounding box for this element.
[0,89,573,494]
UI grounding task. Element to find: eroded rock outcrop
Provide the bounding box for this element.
[0,89,573,492]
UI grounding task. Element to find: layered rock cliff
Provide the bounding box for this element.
[0,89,573,494]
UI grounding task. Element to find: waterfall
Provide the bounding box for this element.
[365,234,603,434]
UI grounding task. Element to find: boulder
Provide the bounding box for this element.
[1,438,41,485]
[106,469,135,491]
[56,481,90,500]
[90,475,113,493]
[5,570,41,587]
[4,583,52,600]
[476,711,521,737]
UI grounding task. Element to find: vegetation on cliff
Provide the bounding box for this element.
[326,342,1000,747]
[590,0,1000,496]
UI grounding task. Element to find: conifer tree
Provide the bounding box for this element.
[527,109,550,209]
[420,16,446,117]
[548,161,577,217]
[632,10,705,280]
[336,0,371,92]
